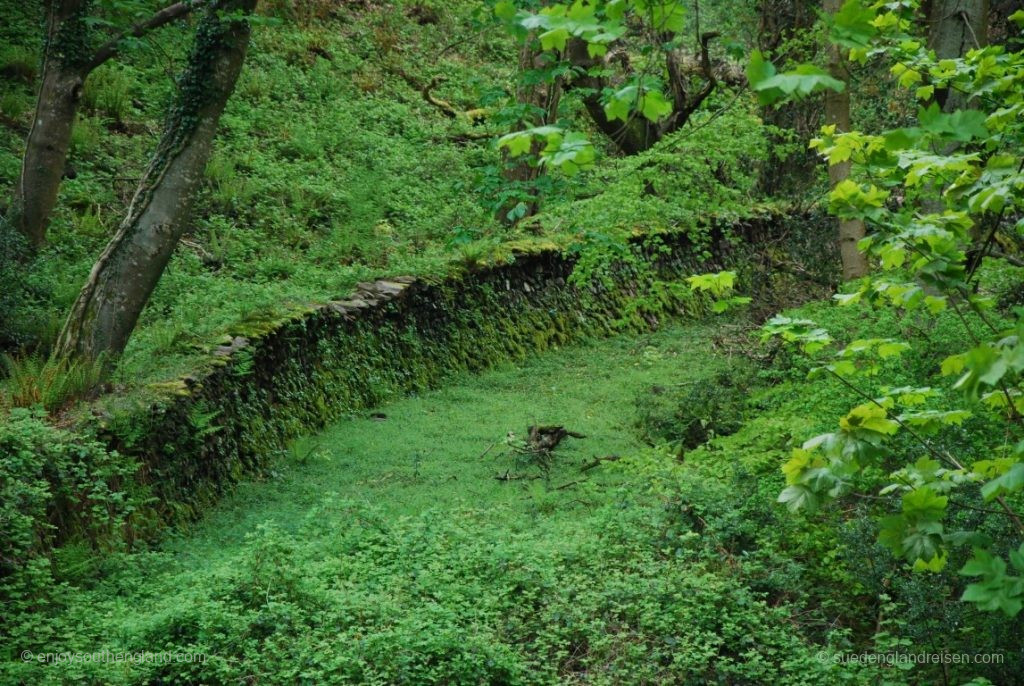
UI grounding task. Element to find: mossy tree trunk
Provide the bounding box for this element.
[824,0,868,280]
[11,0,199,250]
[54,0,255,362]
[14,0,91,250]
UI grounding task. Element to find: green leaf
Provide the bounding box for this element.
[941,353,966,376]
[877,340,911,358]
[902,486,947,520]
[829,0,878,49]
[604,85,637,122]
[539,27,570,51]
[494,1,516,21]
[541,130,595,175]
[778,484,818,512]
[980,463,1024,501]
[960,549,1024,616]
[840,402,899,436]
[498,130,535,157]
[639,90,673,122]
[650,1,686,33]
[754,65,845,104]
[605,0,627,21]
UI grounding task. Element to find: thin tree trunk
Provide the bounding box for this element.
[824,0,868,280]
[565,39,658,155]
[11,0,199,250]
[500,38,561,222]
[55,0,255,362]
[13,0,89,250]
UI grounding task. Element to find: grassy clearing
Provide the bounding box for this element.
[4,321,835,684]
[7,288,1023,684]
[126,322,727,556]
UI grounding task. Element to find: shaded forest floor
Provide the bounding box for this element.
[11,320,836,684]
[8,290,1024,684]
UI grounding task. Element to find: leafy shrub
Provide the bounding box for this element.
[540,101,770,233]
[635,368,754,452]
[0,410,139,643]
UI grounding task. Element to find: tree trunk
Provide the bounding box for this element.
[499,39,563,223]
[824,0,868,280]
[756,0,819,195]
[564,32,718,156]
[12,0,89,250]
[928,0,989,111]
[54,0,256,362]
[924,0,988,258]
[565,39,659,155]
[11,1,199,250]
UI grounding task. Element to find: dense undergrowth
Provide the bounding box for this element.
[0,0,770,386]
[4,270,1023,683]
[5,0,1022,682]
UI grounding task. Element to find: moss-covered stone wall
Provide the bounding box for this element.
[80,216,829,535]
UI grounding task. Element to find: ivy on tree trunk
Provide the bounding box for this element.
[54,0,256,362]
[11,0,200,250]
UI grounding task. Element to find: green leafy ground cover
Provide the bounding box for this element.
[5,297,1021,683]
[1,321,825,685]
[0,0,768,385]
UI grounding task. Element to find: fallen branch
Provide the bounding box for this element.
[526,425,585,454]
[580,455,620,472]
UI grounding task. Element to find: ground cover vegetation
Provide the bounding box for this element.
[2,0,1024,683]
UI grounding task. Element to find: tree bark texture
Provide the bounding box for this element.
[824,0,868,280]
[11,1,199,249]
[55,0,256,362]
[13,0,90,249]
[927,0,989,111]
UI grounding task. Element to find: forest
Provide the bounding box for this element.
[1,0,1023,683]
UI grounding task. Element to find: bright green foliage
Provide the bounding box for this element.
[762,0,1024,618]
[0,409,139,636]
[498,125,596,174]
[961,546,1024,616]
[539,102,770,232]
[686,270,751,313]
[747,50,846,106]
[603,81,674,123]
[0,325,840,685]
[494,0,699,168]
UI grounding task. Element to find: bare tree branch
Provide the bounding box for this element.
[86,1,205,73]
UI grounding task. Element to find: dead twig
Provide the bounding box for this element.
[580,455,620,472]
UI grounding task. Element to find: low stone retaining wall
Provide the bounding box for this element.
[81,216,827,530]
